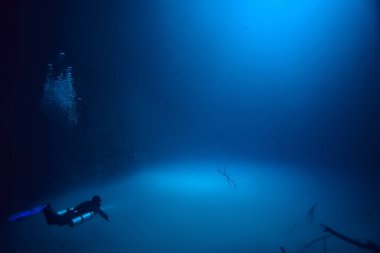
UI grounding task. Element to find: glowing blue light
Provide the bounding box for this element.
[138,163,226,194]
[154,0,378,106]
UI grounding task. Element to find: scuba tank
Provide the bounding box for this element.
[56,208,95,227]
[69,211,95,227]
[56,208,74,216]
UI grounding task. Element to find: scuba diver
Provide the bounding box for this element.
[9,195,110,227]
[43,195,110,227]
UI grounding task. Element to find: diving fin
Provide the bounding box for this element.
[8,204,48,222]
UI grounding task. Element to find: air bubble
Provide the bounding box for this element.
[41,53,79,126]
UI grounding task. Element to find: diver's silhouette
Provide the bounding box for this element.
[43,195,110,227]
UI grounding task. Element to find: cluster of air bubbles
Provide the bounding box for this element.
[41,52,79,126]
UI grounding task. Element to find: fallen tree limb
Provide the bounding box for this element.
[321,223,380,253]
[306,204,317,224]
[217,163,236,188]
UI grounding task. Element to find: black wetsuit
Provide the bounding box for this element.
[73,200,109,221]
[43,200,109,226]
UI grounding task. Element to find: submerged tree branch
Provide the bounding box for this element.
[321,223,380,253]
[306,204,318,224]
[217,162,236,188]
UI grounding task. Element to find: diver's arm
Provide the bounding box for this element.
[97,208,110,221]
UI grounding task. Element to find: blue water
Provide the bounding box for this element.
[4,0,380,252]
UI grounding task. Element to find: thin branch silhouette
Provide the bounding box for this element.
[306,204,318,224]
[321,223,380,253]
[217,162,236,188]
